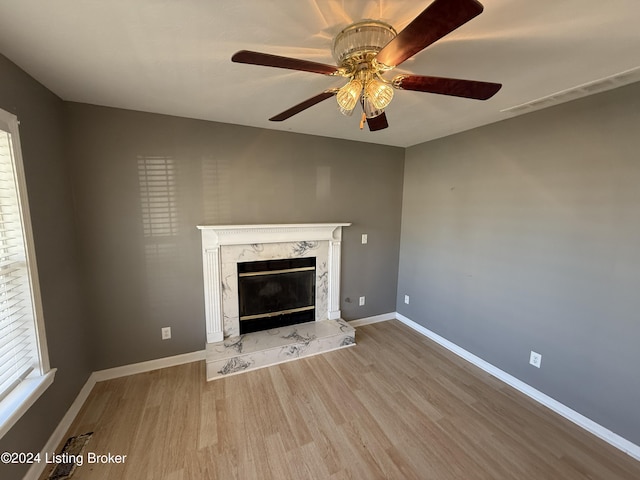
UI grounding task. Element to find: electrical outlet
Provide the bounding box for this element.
[361,234,368,244]
[529,351,542,368]
[359,296,365,306]
[161,327,171,340]
[404,295,410,304]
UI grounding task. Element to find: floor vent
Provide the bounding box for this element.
[47,432,93,480]
[501,66,640,114]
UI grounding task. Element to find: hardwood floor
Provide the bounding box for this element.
[41,320,640,479]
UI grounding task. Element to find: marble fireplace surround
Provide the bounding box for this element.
[197,223,351,344]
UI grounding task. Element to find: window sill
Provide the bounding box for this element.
[0,369,56,439]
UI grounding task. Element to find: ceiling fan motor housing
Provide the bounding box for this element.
[332,20,397,67]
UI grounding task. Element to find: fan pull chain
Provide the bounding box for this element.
[360,112,366,130]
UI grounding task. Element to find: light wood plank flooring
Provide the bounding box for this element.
[41,320,640,479]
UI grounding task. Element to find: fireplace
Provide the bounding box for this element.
[238,257,316,334]
[198,223,351,342]
[198,224,355,380]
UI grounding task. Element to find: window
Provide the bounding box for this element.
[0,108,55,439]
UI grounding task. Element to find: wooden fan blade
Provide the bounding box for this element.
[394,74,501,100]
[232,50,339,75]
[366,112,389,131]
[375,0,484,68]
[269,89,339,121]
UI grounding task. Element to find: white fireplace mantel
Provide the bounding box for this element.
[197,223,351,343]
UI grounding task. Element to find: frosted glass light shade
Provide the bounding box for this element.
[337,79,363,114]
[365,79,394,110]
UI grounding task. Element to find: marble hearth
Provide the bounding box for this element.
[198,223,355,380]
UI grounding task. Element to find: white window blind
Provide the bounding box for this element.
[0,128,38,402]
[0,109,53,439]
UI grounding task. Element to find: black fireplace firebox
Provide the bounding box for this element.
[237,257,316,334]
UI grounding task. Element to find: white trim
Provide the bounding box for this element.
[23,350,207,480]
[348,312,395,327]
[1,109,51,374]
[0,370,56,440]
[0,108,54,440]
[197,223,351,246]
[327,239,342,320]
[92,350,206,382]
[203,247,223,343]
[23,372,96,480]
[394,312,640,462]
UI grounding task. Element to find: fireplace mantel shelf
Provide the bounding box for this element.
[197,223,351,246]
[197,223,351,230]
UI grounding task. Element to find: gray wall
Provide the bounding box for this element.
[398,81,640,445]
[0,56,92,478]
[65,103,404,370]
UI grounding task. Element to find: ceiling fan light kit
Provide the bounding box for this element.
[232,0,502,131]
[332,20,398,117]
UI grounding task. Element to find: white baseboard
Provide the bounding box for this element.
[348,312,395,327]
[23,350,206,480]
[394,312,640,463]
[23,373,97,480]
[92,350,206,382]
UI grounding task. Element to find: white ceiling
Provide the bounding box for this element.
[0,0,639,147]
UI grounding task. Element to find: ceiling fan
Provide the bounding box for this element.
[231,0,501,132]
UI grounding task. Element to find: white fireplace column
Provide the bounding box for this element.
[202,245,224,343]
[327,236,343,321]
[198,223,351,344]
